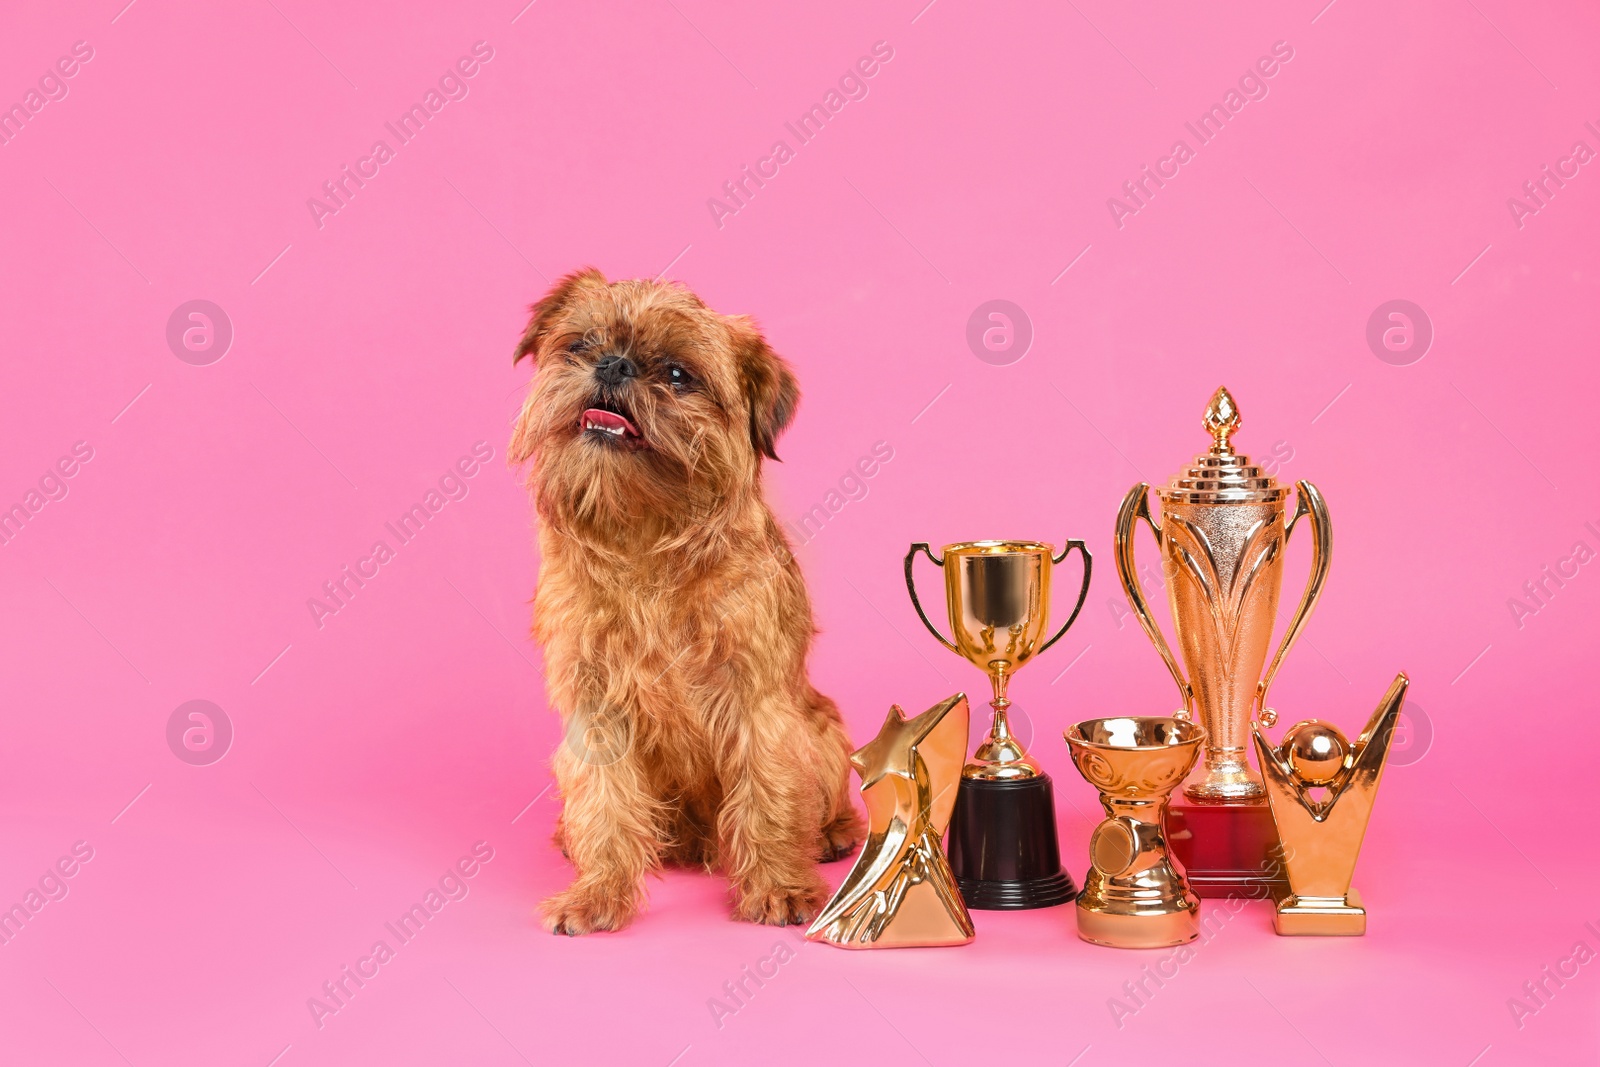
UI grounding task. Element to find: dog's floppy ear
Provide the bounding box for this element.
[731,317,799,462]
[513,268,606,365]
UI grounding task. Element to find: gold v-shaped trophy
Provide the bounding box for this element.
[1252,673,1408,934]
[905,540,1092,909]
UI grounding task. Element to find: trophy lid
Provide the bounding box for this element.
[1157,387,1289,505]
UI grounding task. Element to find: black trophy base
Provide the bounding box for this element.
[955,870,1078,910]
[946,773,1077,910]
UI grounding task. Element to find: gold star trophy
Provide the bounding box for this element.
[807,693,976,949]
[1252,673,1408,935]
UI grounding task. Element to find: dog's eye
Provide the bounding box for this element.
[665,364,693,389]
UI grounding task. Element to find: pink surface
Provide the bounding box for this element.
[2,0,1597,1063]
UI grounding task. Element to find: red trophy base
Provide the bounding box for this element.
[1165,800,1289,899]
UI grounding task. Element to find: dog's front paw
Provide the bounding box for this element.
[734,875,829,927]
[819,813,864,863]
[540,883,638,935]
[818,835,859,863]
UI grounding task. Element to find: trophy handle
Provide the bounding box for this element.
[1039,539,1093,654]
[1114,484,1193,717]
[1255,480,1333,724]
[904,543,958,653]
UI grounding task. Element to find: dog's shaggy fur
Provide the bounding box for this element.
[510,269,861,934]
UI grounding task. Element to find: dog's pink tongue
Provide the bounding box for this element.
[581,408,640,437]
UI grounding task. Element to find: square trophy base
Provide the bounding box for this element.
[1164,800,1289,900]
[1273,888,1366,936]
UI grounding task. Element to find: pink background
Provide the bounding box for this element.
[2,0,1597,1063]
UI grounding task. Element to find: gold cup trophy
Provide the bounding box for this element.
[905,540,1092,909]
[1114,387,1331,896]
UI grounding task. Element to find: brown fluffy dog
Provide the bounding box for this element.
[510,269,862,935]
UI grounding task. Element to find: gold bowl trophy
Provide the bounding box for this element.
[905,540,1092,909]
[1252,673,1408,935]
[1064,717,1205,948]
[1114,388,1330,897]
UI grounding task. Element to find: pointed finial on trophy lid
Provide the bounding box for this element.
[1162,387,1284,504]
[1204,387,1241,454]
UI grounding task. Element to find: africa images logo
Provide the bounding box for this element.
[306,42,496,230]
[0,40,94,148]
[305,842,495,1030]
[1105,40,1295,228]
[305,442,495,630]
[706,41,895,229]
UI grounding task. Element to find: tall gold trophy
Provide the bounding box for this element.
[1114,388,1330,896]
[905,540,1092,908]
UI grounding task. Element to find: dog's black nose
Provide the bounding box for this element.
[594,354,637,386]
